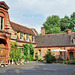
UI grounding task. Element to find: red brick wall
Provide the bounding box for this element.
[35,46,75,59]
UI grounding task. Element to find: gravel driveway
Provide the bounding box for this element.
[0,61,75,75]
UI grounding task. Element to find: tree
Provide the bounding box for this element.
[29,44,34,60]
[60,16,70,31]
[43,15,61,34]
[70,12,75,30]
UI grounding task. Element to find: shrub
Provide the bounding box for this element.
[64,59,69,64]
[35,52,38,60]
[72,57,75,60]
[64,59,75,64]
[21,55,25,59]
[38,58,43,62]
[68,60,75,64]
[44,51,56,63]
[57,56,63,63]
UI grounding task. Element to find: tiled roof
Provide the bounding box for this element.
[11,22,37,35]
[35,32,75,47]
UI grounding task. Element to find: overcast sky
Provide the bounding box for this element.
[1,0,75,33]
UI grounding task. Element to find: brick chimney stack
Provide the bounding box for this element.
[41,27,45,35]
[67,30,71,35]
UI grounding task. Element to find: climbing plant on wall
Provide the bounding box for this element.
[10,42,21,62]
[23,43,29,60]
[23,43,34,61]
[29,43,34,60]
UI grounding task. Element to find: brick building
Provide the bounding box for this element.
[0,1,37,64]
[0,1,75,64]
[35,28,75,60]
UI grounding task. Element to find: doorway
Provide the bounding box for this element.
[69,52,73,59]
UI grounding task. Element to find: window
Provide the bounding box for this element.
[60,52,62,56]
[48,49,50,51]
[20,33,23,40]
[0,17,3,30]
[38,49,41,56]
[26,34,29,41]
[32,36,34,42]
[73,38,75,44]
[1,50,3,54]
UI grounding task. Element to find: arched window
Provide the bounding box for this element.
[0,17,3,30]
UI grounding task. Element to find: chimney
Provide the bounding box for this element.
[67,29,71,35]
[41,27,45,35]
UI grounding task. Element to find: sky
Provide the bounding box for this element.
[0,0,75,33]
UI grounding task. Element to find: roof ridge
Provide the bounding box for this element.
[36,33,67,36]
[36,32,75,36]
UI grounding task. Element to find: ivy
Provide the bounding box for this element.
[10,42,21,62]
[23,43,34,61]
[29,43,34,60]
[23,43,29,57]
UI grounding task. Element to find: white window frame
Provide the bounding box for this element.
[20,33,23,40]
[26,34,29,41]
[32,36,34,42]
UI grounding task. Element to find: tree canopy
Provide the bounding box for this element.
[43,12,75,34]
[43,15,61,34]
[60,16,70,31]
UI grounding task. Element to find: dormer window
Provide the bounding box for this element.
[20,33,23,40]
[32,36,34,42]
[26,34,29,41]
[0,17,3,30]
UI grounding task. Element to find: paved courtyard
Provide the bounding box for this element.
[0,61,75,75]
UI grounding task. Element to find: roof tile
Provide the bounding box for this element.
[11,22,36,35]
[35,32,75,47]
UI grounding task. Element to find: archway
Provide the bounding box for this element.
[0,38,8,63]
[0,38,7,45]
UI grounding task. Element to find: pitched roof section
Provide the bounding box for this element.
[0,1,9,10]
[35,32,75,47]
[11,22,37,36]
